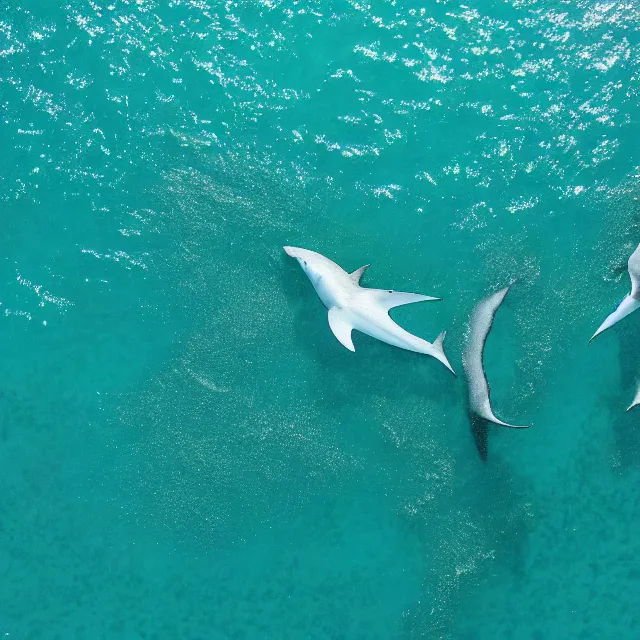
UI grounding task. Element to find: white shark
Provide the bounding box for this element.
[283,246,455,374]
[463,284,529,429]
[590,242,640,343]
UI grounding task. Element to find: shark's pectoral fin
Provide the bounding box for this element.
[328,307,355,352]
[372,289,441,310]
[350,264,370,285]
[628,386,640,412]
[590,295,640,343]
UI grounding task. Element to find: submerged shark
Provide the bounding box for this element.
[463,284,529,429]
[283,246,455,374]
[591,242,640,343]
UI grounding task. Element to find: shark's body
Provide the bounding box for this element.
[591,243,640,343]
[463,285,528,429]
[283,246,455,374]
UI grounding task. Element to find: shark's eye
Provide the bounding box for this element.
[303,260,307,266]
[388,290,393,293]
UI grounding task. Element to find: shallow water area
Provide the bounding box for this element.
[1,0,640,637]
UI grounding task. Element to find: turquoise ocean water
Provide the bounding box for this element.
[1,0,640,637]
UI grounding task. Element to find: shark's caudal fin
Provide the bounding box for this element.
[370,289,451,373]
[478,404,529,429]
[590,295,640,343]
[431,331,456,376]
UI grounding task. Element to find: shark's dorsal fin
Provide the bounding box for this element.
[371,289,441,311]
[328,307,355,352]
[350,264,370,285]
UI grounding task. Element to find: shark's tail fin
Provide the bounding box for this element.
[432,331,456,376]
[481,409,530,429]
[477,400,529,429]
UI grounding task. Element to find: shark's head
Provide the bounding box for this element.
[284,245,345,309]
[283,246,326,282]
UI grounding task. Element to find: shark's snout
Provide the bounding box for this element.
[283,246,297,257]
